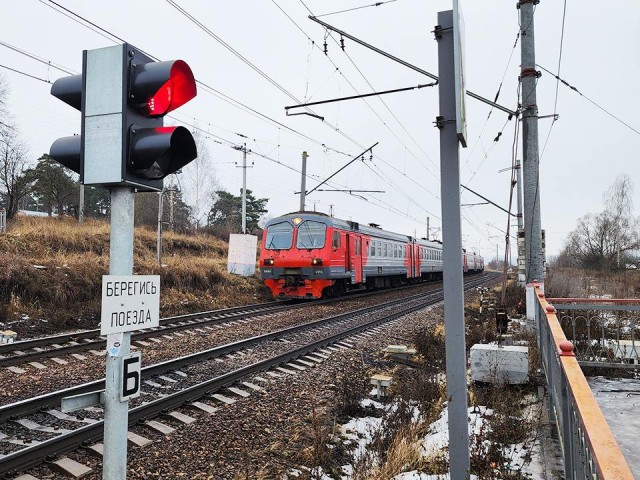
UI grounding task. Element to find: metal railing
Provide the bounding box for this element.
[535,284,634,479]
[0,208,6,233]
[548,298,640,367]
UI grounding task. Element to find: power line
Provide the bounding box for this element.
[165,0,365,150]
[0,64,51,83]
[540,0,567,162]
[26,3,358,160]
[537,64,640,136]
[300,0,440,177]
[0,40,76,75]
[315,0,399,18]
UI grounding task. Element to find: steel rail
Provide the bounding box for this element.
[0,284,455,421]
[0,274,495,476]
[0,273,488,366]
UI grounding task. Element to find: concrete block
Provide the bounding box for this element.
[14,475,41,480]
[211,393,236,405]
[50,357,68,365]
[167,411,196,424]
[286,363,306,371]
[127,431,152,446]
[8,366,26,374]
[28,362,47,370]
[242,382,265,392]
[228,387,250,398]
[145,420,176,435]
[52,457,92,478]
[191,401,218,414]
[71,354,87,360]
[470,344,529,385]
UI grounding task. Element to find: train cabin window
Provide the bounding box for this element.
[265,222,293,250]
[297,221,327,249]
[332,231,341,249]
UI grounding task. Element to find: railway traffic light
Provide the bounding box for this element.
[49,43,198,191]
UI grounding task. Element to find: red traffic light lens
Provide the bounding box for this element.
[132,60,197,117]
[146,61,196,116]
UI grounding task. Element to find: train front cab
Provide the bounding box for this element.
[260,214,362,299]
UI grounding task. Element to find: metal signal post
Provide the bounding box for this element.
[49,43,198,479]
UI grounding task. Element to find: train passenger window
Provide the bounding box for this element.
[383,243,388,257]
[296,221,327,249]
[370,241,376,256]
[376,243,381,257]
[265,222,294,250]
[332,231,341,249]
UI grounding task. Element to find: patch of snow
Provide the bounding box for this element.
[360,398,384,409]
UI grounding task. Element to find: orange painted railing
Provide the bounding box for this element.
[534,283,634,479]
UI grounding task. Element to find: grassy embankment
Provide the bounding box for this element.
[0,217,270,336]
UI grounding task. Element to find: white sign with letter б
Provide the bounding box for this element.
[101,275,160,335]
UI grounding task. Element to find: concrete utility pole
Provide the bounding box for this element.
[426,216,430,240]
[241,143,247,234]
[300,151,309,211]
[516,159,526,284]
[519,0,544,282]
[234,143,252,234]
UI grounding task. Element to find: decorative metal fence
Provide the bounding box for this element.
[549,298,640,367]
[535,285,633,479]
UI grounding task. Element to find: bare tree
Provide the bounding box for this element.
[0,129,31,219]
[182,129,217,232]
[562,175,640,270]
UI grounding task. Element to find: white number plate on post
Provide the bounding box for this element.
[121,352,141,402]
[101,275,160,335]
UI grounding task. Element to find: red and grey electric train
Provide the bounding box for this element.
[259,212,484,299]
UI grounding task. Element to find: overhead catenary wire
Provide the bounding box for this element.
[165,0,366,150]
[537,64,640,136]
[278,0,440,179]
[315,0,399,18]
[300,0,441,176]
[35,0,357,160]
[24,2,440,231]
[540,0,567,162]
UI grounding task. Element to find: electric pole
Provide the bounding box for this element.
[300,151,309,212]
[234,143,252,234]
[519,0,544,282]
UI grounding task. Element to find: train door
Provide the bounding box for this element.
[352,236,363,284]
[345,233,352,275]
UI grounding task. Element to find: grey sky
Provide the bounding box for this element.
[2,0,639,259]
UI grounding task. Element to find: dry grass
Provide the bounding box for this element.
[0,216,270,334]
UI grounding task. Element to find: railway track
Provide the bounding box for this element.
[0,274,489,368]
[0,273,497,477]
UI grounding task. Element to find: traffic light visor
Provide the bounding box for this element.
[129,125,197,179]
[132,60,197,117]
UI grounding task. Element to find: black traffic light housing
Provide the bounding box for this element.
[49,43,198,192]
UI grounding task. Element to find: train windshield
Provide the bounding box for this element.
[296,220,326,250]
[265,222,293,250]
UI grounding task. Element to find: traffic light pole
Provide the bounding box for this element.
[103,187,134,480]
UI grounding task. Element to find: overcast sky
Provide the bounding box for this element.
[2,0,639,259]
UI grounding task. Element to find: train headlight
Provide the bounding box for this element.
[311,258,323,266]
[264,258,275,266]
